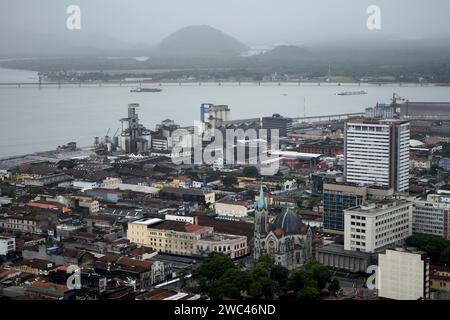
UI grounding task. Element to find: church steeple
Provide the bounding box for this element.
[254,183,269,260]
[257,184,267,210]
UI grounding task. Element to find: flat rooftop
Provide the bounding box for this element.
[345,200,410,215]
[132,218,163,226]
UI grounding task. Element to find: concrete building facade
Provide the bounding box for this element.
[344,119,410,192]
[344,200,412,253]
[412,194,450,240]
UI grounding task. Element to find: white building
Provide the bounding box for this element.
[72,181,99,192]
[165,214,197,224]
[412,194,450,240]
[0,236,15,256]
[345,119,410,192]
[378,248,430,300]
[197,233,248,259]
[215,200,254,218]
[344,199,412,253]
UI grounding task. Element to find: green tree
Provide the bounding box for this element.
[178,269,189,289]
[222,174,238,188]
[440,247,450,266]
[243,166,259,178]
[1,187,16,198]
[270,264,289,291]
[259,276,275,299]
[306,196,321,210]
[406,234,449,263]
[429,164,439,175]
[328,278,341,295]
[286,270,308,292]
[305,261,331,290]
[248,281,263,298]
[193,252,236,290]
[297,286,320,300]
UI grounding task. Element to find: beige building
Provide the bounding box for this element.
[0,215,49,234]
[128,218,248,259]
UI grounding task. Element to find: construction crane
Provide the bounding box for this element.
[113,128,120,137]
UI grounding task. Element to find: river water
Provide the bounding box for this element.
[1,67,450,158]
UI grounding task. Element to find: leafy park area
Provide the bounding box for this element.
[183,252,340,300]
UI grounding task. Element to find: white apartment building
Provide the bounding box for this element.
[344,200,412,253]
[345,119,410,192]
[378,248,430,300]
[0,236,15,256]
[412,194,450,240]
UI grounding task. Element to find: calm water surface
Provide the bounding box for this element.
[1,67,450,158]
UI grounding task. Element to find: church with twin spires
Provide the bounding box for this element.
[254,185,313,269]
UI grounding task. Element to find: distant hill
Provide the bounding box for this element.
[260,45,308,59]
[155,25,249,57]
[0,24,132,58]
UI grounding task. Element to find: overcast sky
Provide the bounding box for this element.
[1,0,450,45]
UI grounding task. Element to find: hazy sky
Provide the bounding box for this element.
[1,0,450,45]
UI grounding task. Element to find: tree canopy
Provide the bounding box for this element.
[191,253,337,300]
[406,234,450,265]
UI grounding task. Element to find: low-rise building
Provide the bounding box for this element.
[378,248,430,300]
[412,194,450,240]
[430,265,450,293]
[25,280,75,300]
[315,243,374,273]
[13,259,54,275]
[85,189,123,203]
[23,173,72,187]
[159,187,215,204]
[22,245,94,266]
[197,233,248,259]
[0,215,51,234]
[344,199,412,253]
[0,236,15,256]
[215,200,254,218]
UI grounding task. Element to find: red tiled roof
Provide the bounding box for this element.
[30,280,69,293]
[150,220,211,234]
[141,289,178,300]
[117,257,153,269]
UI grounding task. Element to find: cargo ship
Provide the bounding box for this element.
[130,88,162,93]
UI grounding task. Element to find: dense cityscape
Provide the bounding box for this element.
[1,95,450,303]
[2,1,450,317]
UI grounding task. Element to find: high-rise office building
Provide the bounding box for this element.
[344,119,410,192]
